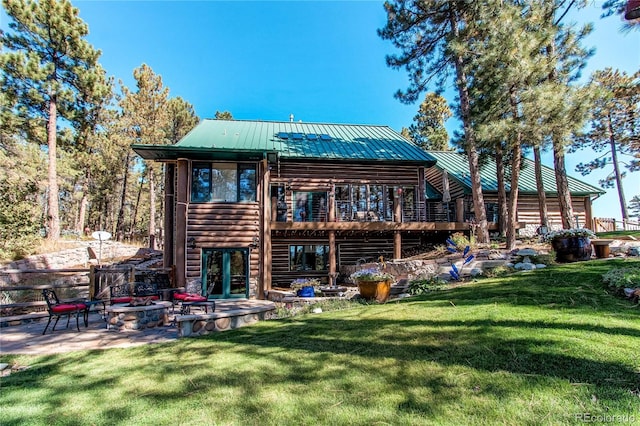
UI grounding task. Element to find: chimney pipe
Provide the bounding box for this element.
[290,114,294,122]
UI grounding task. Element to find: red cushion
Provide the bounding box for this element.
[111,297,132,304]
[174,293,207,302]
[51,303,86,313]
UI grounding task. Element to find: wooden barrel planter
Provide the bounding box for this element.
[357,280,392,303]
[551,237,592,263]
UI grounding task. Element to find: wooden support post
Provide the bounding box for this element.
[163,163,175,269]
[394,231,402,260]
[329,230,336,279]
[89,264,96,300]
[418,167,426,221]
[584,197,594,230]
[328,184,336,222]
[175,158,189,288]
[394,188,402,223]
[456,198,464,223]
[261,159,272,297]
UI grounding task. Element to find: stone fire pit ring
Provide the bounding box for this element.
[106,301,172,331]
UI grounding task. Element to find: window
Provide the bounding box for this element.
[289,245,329,271]
[191,162,256,203]
[293,191,328,222]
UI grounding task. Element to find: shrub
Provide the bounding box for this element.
[449,232,476,251]
[602,265,640,291]
[481,266,513,278]
[408,277,449,295]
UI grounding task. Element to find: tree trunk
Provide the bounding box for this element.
[533,146,549,228]
[506,91,522,250]
[148,164,156,250]
[76,177,89,235]
[547,42,574,229]
[131,171,144,240]
[449,10,489,244]
[495,145,508,237]
[553,140,574,228]
[608,112,628,220]
[115,152,131,241]
[47,95,60,240]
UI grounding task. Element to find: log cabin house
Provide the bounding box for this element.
[132,119,603,299]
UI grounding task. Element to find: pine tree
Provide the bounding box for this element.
[166,97,199,144]
[69,64,114,234]
[1,0,103,240]
[406,92,452,151]
[379,0,490,243]
[119,64,170,249]
[468,1,553,249]
[541,1,594,229]
[571,68,640,221]
[214,110,233,120]
[628,195,640,220]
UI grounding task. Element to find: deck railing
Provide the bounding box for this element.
[276,200,499,224]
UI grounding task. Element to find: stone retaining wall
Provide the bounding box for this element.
[175,305,275,337]
[1,242,142,273]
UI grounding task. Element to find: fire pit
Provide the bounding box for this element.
[127,297,156,307]
[106,301,171,331]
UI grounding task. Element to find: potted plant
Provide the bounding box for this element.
[350,267,395,303]
[543,228,596,263]
[290,278,320,297]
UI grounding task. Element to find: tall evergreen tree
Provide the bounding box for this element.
[468,1,553,249]
[214,110,233,120]
[379,0,490,243]
[119,64,170,249]
[406,92,452,151]
[629,195,640,220]
[571,68,640,222]
[69,64,113,234]
[166,97,199,144]
[540,1,594,229]
[0,0,103,240]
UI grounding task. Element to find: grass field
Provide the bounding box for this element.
[1,258,639,425]
[596,230,640,240]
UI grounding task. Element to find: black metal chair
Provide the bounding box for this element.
[41,289,88,335]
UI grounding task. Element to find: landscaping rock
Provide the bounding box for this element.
[517,248,538,257]
[470,268,483,276]
[488,251,507,260]
[514,263,536,270]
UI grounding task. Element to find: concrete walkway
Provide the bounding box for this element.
[0,300,274,355]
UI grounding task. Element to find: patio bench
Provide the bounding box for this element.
[109,282,160,304]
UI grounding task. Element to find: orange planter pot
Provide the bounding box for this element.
[357,280,392,303]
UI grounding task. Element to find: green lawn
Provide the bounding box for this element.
[1,259,639,425]
[596,230,640,240]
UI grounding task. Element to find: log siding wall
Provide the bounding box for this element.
[185,203,261,282]
[481,194,590,229]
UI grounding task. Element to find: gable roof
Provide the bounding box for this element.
[132,119,437,166]
[426,151,604,197]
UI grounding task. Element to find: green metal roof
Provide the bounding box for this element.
[426,151,604,197]
[132,119,437,165]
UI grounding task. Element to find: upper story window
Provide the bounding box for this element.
[191,162,256,203]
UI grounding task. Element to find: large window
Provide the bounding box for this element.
[289,245,329,271]
[293,191,328,222]
[191,162,256,203]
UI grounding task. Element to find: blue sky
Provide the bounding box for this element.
[1,1,638,222]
